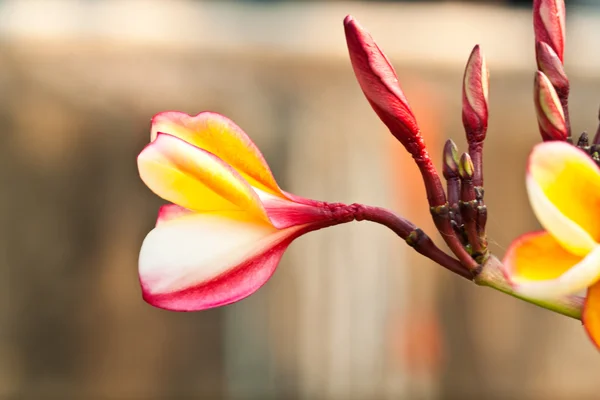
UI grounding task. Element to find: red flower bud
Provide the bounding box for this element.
[534,71,568,141]
[462,45,489,145]
[462,45,489,187]
[343,15,424,158]
[533,0,566,62]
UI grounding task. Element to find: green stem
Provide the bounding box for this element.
[474,255,584,320]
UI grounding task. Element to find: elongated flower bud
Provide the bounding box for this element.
[533,0,566,62]
[462,45,489,145]
[462,45,489,188]
[534,71,568,141]
[343,15,421,155]
[344,15,447,208]
[535,41,569,97]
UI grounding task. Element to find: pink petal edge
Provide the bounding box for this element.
[156,204,193,226]
[141,232,297,311]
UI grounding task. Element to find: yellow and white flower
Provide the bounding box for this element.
[504,141,600,347]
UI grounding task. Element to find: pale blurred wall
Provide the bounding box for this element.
[1,1,600,399]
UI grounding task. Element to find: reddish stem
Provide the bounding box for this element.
[460,178,483,256]
[468,142,484,192]
[411,158,478,271]
[353,204,472,279]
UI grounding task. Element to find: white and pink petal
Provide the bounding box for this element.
[139,211,305,311]
[155,204,193,226]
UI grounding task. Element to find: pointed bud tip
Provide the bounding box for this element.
[469,45,482,62]
[534,70,544,84]
[343,15,361,41]
[443,140,460,178]
[459,153,474,179]
[444,139,458,155]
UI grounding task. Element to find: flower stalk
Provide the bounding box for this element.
[458,153,487,263]
[476,256,583,320]
[354,205,471,279]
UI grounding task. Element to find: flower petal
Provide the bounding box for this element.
[151,111,285,198]
[139,211,303,311]
[506,231,600,298]
[505,230,581,281]
[138,133,269,222]
[155,204,193,227]
[583,281,600,350]
[526,142,600,256]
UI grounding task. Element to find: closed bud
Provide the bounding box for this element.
[443,140,460,179]
[462,45,489,145]
[534,71,568,141]
[459,153,475,180]
[344,15,424,158]
[533,0,566,62]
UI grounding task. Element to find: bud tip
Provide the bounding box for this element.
[459,153,474,179]
[443,139,460,178]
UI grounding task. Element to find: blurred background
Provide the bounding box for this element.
[2,0,600,398]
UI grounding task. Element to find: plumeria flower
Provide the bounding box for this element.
[504,142,600,347]
[137,112,358,311]
[137,112,468,311]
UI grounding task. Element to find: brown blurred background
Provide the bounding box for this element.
[2,0,600,399]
